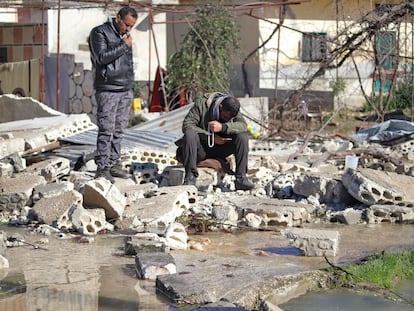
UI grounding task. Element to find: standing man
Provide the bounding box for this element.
[176,92,255,191]
[89,6,137,183]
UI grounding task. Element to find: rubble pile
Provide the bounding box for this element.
[0,95,414,308]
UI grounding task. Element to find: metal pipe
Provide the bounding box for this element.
[56,0,61,111]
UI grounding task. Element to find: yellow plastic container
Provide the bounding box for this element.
[247,123,260,139]
[132,98,142,112]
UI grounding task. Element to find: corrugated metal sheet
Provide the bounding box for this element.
[61,103,192,152]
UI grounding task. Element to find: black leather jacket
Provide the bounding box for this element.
[89,17,134,92]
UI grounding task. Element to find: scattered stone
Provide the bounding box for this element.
[281,228,340,257]
[135,252,176,280]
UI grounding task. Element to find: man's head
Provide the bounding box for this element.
[115,6,138,35]
[220,96,240,121]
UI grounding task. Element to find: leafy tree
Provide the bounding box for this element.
[165,3,240,106]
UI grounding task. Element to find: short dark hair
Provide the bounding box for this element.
[221,97,240,117]
[118,6,137,19]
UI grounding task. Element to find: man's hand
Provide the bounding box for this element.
[214,136,232,145]
[123,34,133,47]
[208,120,223,133]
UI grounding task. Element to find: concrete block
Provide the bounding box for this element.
[1,152,26,173]
[32,181,75,202]
[0,137,25,159]
[159,166,184,187]
[367,204,414,224]
[120,182,158,204]
[0,175,46,211]
[165,222,188,250]
[125,149,178,173]
[281,228,340,257]
[135,252,176,280]
[328,208,363,225]
[83,178,126,220]
[58,203,113,235]
[153,185,198,204]
[342,168,404,205]
[127,190,189,229]
[31,190,83,225]
[24,157,71,182]
[0,162,13,177]
[125,234,167,255]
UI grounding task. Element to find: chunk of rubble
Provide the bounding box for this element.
[367,204,414,224]
[83,178,126,220]
[31,190,83,225]
[32,181,75,203]
[58,204,113,235]
[233,197,310,227]
[342,168,405,205]
[127,189,189,229]
[135,252,176,280]
[0,175,46,212]
[328,207,363,225]
[281,228,339,257]
[165,222,188,250]
[125,233,167,255]
[23,157,71,182]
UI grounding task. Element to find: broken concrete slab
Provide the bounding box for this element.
[31,190,83,225]
[0,174,46,211]
[367,204,414,224]
[155,250,327,307]
[342,168,412,205]
[281,228,340,257]
[32,181,75,203]
[83,178,126,220]
[127,190,190,229]
[135,252,176,280]
[0,94,64,123]
[231,197,311,228]
[125,234,167,255]
[165,222,188,250]
[24,157,71,182]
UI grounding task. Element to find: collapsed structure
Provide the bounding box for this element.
[0,94,414,308]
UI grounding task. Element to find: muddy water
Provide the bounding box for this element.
[280,279,414,311]
[0,225,173,310]
[0,223,414,310]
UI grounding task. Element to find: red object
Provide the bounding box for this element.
[149,66,168,112]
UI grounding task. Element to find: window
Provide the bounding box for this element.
[302,32,328,62]
[0,47,7,63]
[376,31,395,69]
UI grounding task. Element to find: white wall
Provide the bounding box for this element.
[46,8,166,82]
[0,8,17,23]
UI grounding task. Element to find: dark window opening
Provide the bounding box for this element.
[302,32,328,63]
[0,47,7,63]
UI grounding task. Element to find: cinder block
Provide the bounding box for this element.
[83,178,126,220]
[282,228,339,257]
[24,157,71,182]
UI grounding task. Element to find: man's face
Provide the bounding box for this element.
[116,13,137,35]
[219,105,234,122]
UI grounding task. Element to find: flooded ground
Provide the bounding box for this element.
[0,223,413,310]
[280,279,414,311]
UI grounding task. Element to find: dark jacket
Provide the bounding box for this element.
[89,17,134,92]
[182,93,247,136]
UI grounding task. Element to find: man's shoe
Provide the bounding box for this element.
[235,176,255,191]
[95,167,115,184]
[110,164,132,179]
[183,175,197,186]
